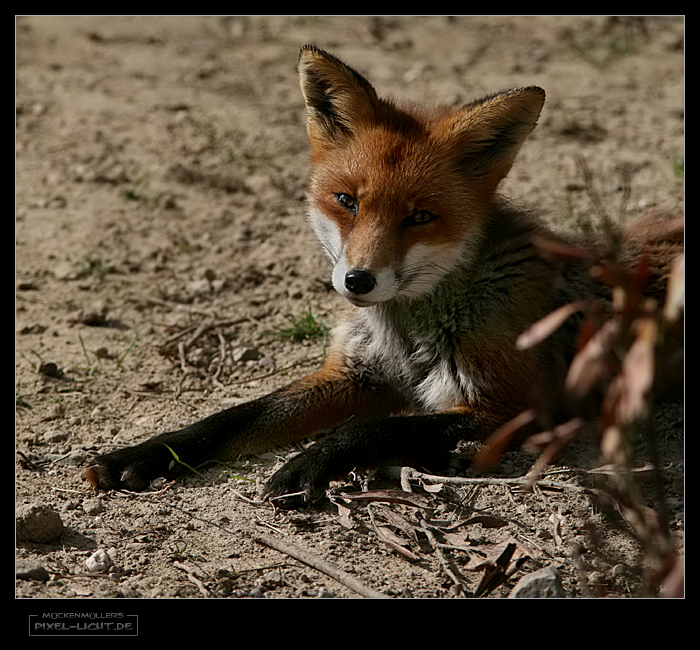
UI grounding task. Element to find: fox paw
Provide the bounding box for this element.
[82,446,172,492]
[263,453,332,508]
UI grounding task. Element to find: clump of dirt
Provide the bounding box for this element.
[16,16,683,604]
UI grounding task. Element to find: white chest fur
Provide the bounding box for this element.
[335,297,484,412]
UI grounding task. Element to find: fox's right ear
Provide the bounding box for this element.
[298,45,379,150]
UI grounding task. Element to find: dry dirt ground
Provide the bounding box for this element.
[16,15,684,611]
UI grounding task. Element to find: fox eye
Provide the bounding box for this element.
[406,210,437,226]
[334,193,358,216]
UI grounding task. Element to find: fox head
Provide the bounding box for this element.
[298,45,545,307]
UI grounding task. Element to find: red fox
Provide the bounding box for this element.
[85,45,683,504]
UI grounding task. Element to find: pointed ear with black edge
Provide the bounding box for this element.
[298,44,379,149]
[440,86,546,188]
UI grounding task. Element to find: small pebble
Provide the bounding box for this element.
[85,549,113,573]
[38,361,62,379]
[16,503,64,543]
[231,346,263,363]
[509,566,567,598]
[43,429,68,443]
[16,561,51,582]
[317,587,336,598]
[83,498,105,516]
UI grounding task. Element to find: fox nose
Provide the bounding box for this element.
[344,269,376,295]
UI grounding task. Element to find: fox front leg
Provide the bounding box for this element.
[264,411,478,506]
[84,359,403,493]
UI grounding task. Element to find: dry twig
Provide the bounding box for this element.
[253,532,386,599]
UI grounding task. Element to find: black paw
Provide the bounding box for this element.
[83,443,175,492]
[263,452,334,508]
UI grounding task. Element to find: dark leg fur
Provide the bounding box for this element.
[87,400,269,491]
[86,368,406,493]
[265,412,478,506]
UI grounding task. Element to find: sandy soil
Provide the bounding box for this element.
[16,16,684,607]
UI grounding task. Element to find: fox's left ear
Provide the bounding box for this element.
[441,87,545,186]
[298,44,379,150]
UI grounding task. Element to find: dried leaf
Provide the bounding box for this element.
[516,300,587,350]
[600,424,625,467]
[664,254,684,323]
[617,316,657,424]
[462,537,539,572]
[584,462,655,476]
[441,531,474,552]
[522,417,583,453]
[522,418,583,488]
[548,511,566,547]
[590,260,627,292]
[374,505,420,541]
[339,489,431,509]
[660,554,684,598]
[473,409,536,473]
[474,542,523,597]
[331,497,355,529]
[367,504,420,560]
[419,480,444,493]
[611,492,667,545]
[372,523,419,560]
[438,515,509,532]
[564,319,618,402]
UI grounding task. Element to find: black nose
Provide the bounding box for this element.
[344,269,376,295]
